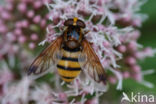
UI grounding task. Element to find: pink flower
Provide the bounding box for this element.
[31,33,38,40]
[127,41,137,51]
[27,10,35,18]
[29,42,35,49]
[117,45,126,53]
[131,65,141,73]
[15,22,23,28]
[18,3,27,13]
[126,56,136,65]
[18,36,26,43]
[14,28,22,36]
[34,1,42,9]
[108,76,117,84]
[0,25,7,33]
[85,98,99,104]
[21,20,29,28]
[58,92,67,101]
[144,47,154,57]
[40,19,46,27]
[1,11,11,20]
[33,15,41,24]
[123,71,130,78]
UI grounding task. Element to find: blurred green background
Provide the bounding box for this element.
[137,0,156,92]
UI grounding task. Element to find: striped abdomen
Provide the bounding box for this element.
[57,48,81,82]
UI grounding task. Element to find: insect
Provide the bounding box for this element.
[28,17,107,84]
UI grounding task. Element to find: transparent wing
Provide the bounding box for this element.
[78,39,107,84]
[27,36,63,75]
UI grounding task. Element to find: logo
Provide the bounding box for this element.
[121,92,155,103]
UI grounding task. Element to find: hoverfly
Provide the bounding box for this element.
[28,17,107,84]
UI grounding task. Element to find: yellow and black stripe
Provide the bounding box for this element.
[57,47,81,82]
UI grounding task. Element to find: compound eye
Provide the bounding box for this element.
[64,18,86,28]
[64,19,73,26]
[77,20,86,28]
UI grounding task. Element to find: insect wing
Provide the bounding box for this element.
[28,37,63,75]
[78,40,107,84]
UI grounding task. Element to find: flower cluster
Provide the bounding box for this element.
[0,0,155,104]
[115,31,155,88]
[44,0,155,89]
[0,0,51,59]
